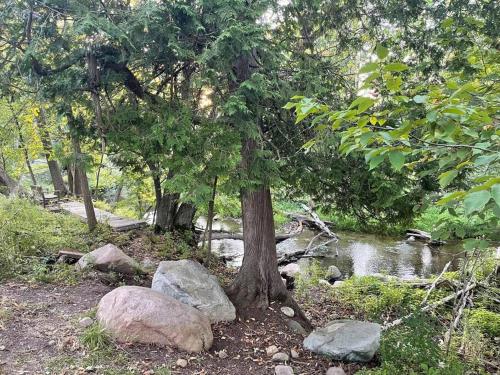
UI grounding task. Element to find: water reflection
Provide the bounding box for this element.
[209,225,464,279]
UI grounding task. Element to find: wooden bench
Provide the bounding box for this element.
[31,185,60,208]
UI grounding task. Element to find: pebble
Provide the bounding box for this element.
[218,350,228,359]
[266,345,279,356]
[176,358,188,368]
[285,319,307,336]
[0,346,5,351]
[275,365,294,375]
[272,352,289,362]
[326,367,346,375]
[48,340,56,346]
[290,348,299,359]
[79,317,94,328]
[280,306,295,317]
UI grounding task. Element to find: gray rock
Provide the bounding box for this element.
[286,319,307,336]
[326,265,342,281]
[281,306,295,317]
[152,260,235,323]
[275,365,294,375]
[76,244,142,275]
[304,320,381,362]
[326,367,346,375]
[218,350,228,359]
[79,317,94,328]
[279,263,300,278]
[141,258,156,272]
[290,349,299,359]
[266,345,279,356]
[272,352,289,362]
[331,280,345,288]
[176,358,188,368]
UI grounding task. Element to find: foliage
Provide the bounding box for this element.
[80,323,112,352]
[466,309,500,337]
[358,315,466,375]
[0,196,90,280]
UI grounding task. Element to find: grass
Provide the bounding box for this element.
[80,323,112,351]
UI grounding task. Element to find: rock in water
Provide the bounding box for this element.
[326,265,342,283]
[303,320,381,362]
[275,365,294,375]
[96,286,213,353]
[152,260,235,323]
[76,244,142,275]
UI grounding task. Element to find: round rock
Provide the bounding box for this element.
[280,306,294,318]
[326,367,346,375]
[303,320,381,362]
[275,365,294,375]
[79,317,94,328]
[97,286,213,353]
[266,345,279,356]
[272,352,289,362]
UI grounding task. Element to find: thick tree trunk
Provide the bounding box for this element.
[174,202,196,230]
[36,109,67,195]
[227,139,312,330]
[155,192,179,232]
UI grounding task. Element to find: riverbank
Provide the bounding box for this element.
[0,197,498,374]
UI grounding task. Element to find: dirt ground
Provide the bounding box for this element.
[0,229,373,375]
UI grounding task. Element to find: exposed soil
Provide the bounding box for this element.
[0,229,375,375]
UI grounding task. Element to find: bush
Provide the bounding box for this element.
[0,197,89,280]
[358,315,466,375]
[467,309,500,337]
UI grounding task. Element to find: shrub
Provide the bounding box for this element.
[0,197,89,280]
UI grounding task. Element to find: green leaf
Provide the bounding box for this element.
[491,184,500,206]
[463,190,491,215]
[436,191,465,205]
[413,95,427,104]
[383,63,408,72]
[438,170,458,188]
[349,97,375,113]
[359,62,379,74]
[375,44,389,59]
[474,154,497,166]
[388,151,405,171]
[369,154,385,170]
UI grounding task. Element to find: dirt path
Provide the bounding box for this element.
[0,277,366,375]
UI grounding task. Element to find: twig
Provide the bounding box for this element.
[421,261,452,305]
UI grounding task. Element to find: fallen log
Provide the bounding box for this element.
[209,232,295,243]
[421,260,452,305]
[287,213,335,231]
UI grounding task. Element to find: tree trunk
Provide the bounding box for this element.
[155,192,179,232]
[67,110,97,231]
[36,109,67,195]
[174,202,196,230]
[10,104,37,186]
[227,138,312,330]
[0,165,17,196]
[67,167,74,195]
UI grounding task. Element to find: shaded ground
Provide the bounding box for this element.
[0,279,369,375]
[0,229,375,374]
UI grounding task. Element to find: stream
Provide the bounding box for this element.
[197,217,464,279]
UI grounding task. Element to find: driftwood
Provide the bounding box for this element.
[288,213,335,231]
[406,228,446,246]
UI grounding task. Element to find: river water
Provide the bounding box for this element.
[199,217,464,279]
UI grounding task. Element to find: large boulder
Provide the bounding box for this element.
[76,244,142,275]
[303,320,381,362]
[326,265,342,282]
[96,286,213,352]
[152,260,236,323]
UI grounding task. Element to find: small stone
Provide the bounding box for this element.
[272,352,289,362]
[326,265,342,283]
[275,365,294,375]
[0,346,5,351]
[176,358,188,368]
[286,319,307,336]
[280,306,294,318]
[290,349,299,359]
[79,317,94,328]
[218,350,228,359]
[326,367,346,375]
[332,280,345,288]
[48,340,56,346]
[266,345,279,356]
[85,366,95,372]
[318,279,330,286]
